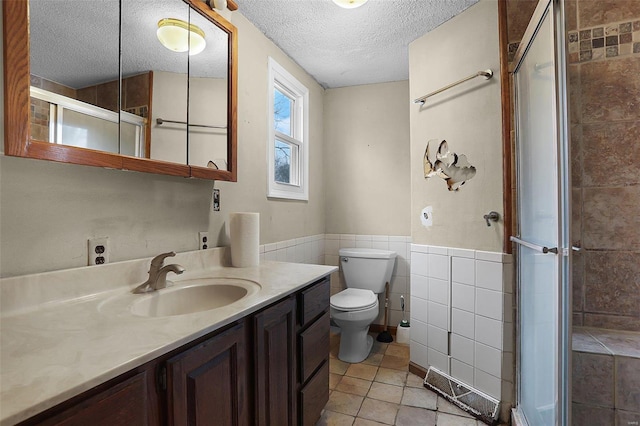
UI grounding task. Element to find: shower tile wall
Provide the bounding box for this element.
[506,1,640,331]
[567,0,640,332]
[408,244,514,419]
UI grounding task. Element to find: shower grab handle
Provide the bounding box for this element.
[510,236,558,254]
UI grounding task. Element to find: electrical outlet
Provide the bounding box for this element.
[199,232,210,250]
[212,188,220,211]
[88,237,109,266]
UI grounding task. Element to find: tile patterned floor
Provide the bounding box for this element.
[317,331,486,426]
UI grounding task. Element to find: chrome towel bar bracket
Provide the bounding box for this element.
[413,69,493,105]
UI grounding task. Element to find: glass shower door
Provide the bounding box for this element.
[512,0,570,425]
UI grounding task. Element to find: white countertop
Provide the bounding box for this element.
[0,250,336,425]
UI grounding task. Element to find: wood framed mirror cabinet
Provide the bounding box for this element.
[3,0,237,181]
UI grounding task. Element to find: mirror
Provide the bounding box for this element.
[3,0,237,181]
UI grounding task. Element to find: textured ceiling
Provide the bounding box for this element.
[30,0,479,90]
[30,0,229,89]
[237,0,479,88]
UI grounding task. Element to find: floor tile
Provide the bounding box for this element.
[346,363,379,381]
[336,376,372,397]
[436,397,474,418]
[371,338,389,354]
[405,373,424,388]
[385,344,410,359]
[357,398,399,425]
[374,367,408,387]
[325,391,365,417]
[395,405,437,426]
[331,358,351,375]
[436,412,477,426]
[330,373,343,390]
[367,382,404,404]
[400,387,438,410]
[380,354,409,371]
[362,352,384,366]
[352,418,387,426]
[316,410,355,426]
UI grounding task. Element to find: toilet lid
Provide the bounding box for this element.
[330,288,378,311]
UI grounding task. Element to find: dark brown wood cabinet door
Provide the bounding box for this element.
[23,371,153,426]
[254,297,296,426]
[166,321,249,426]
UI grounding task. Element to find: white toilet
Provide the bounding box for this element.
[330,248,397,363]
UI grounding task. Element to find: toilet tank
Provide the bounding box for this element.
[339,248,397,294]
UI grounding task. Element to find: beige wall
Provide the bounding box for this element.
[0,11,326,277]
[324,81,411,236]
[212,13,326,247]
[409,0,503,252]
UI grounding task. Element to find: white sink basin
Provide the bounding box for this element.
[99,278,261,317]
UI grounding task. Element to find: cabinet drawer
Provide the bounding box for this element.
[299,278,330,326]
[299,360,329,426]
[299,311,330,384]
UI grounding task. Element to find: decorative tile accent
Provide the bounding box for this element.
[620,22,633,33]
[568,20,640,64]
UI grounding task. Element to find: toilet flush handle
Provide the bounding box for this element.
[341,257,349,262]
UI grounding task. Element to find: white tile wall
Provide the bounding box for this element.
[260,234,325,265]
[452,257,475,285]
[428,277,449,306]
[411,340,428,368]
[450,333,474,366]
[452,282,475,312]
[452,308,475,339]
[428,348,450,374]
[412,319,428,346]
[427,301,448,330]
[474,342,502,378]
[451,359,474,386]
[427,324,448,354]
[410,274,428,300]
[475,315,503,349]
[409,243,514,406]
[476,260,503,292]
[428,254,449,281]
[474,368,501,399]
[475,288,503,321]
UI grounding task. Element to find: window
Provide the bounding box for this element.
[268,58,309,200]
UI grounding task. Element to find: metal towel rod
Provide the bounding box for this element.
[510,236,558,254]
[156,118,227,130]
[413,69,493,105]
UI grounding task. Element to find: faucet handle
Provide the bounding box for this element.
[149,251,176,269]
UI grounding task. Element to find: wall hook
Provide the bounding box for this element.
[483,211,500,227]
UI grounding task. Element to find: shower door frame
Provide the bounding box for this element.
[511,0,571,425]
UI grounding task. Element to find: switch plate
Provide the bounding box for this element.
[88,237,109,266]
[212,189,220,211]
[199,232,210,250]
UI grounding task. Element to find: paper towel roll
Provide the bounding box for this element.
[230,212,259,267]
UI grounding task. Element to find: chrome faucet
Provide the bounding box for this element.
[133,251,185,294]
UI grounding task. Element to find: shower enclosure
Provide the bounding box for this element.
[511,0,570,424]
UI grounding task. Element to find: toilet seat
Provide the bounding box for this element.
[330,288,377,311]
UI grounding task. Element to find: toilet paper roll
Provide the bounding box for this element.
[230,212,260,267]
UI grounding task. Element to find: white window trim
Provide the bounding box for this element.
[267,57,309,201]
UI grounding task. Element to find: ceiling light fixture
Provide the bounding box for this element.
[157,18,206,56]
[332,0,368,9]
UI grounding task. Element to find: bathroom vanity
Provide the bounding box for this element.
[0,249,336,425]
